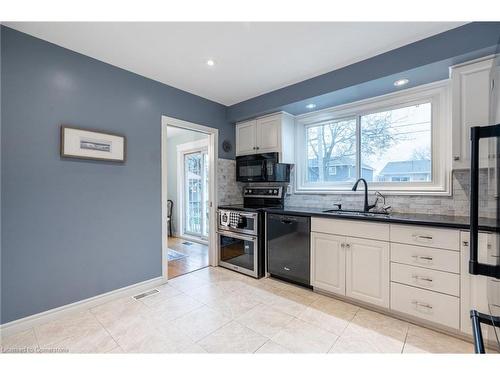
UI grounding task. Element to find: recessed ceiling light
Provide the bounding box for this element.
[206,59,215,66]
[306,103,316,109]
[394,78,409,87]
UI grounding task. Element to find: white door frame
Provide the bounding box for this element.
[176,139,209,243]
[161,116,219,280]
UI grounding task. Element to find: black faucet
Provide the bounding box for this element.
[352,178,377,212]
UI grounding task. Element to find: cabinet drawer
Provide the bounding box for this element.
[390,263,460,297]
[390,243,460,273]
[390,225,459,251]
[312,218,389,241]
[391,282,459,329]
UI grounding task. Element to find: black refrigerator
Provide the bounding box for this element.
[468,40,500,353]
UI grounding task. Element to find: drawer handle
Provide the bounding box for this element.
[411,255,433,262]
[462,241,469,247]
[412,275,433,283]
[413,234,433,242]
[412,300,433,311]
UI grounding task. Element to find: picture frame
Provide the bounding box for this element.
[60,125,126,163]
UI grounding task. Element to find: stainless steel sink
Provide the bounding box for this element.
[322,209,390,218]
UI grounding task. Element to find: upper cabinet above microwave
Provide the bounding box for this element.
[235,112,295,163]
[451,56,494,170]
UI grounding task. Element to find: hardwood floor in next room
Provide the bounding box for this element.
[167,237,209,279]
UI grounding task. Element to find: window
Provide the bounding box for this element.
[296,82,450,194]
[361,103,432,183]
[306,118,356,183]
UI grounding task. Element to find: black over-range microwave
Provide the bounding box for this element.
[236,152,291,182]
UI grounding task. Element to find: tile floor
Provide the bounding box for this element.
[167,237,209,279]
[1,266,477,354]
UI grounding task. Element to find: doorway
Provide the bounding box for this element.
[161,117,218,280]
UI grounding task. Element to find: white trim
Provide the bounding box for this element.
[448,54,496,71]
[294,80,452,196]
[161,116,219,277]
[0,277,164,338]
[176,138,209,241]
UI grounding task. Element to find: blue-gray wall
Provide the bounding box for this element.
[0,26,232,324]
[227,22,500,122]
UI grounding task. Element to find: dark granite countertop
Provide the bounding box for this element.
[262,206,500,232]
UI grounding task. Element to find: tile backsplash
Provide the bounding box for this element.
[285,169,497,218]
[218,159,243,206]
[217,159,497,218]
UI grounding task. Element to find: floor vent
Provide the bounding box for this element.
[133,289,160,300]
[182,241,193,246]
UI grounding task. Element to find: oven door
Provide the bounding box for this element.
[218,230,258,278]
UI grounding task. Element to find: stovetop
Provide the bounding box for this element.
[217,204,283,212]
[218,186,285,212]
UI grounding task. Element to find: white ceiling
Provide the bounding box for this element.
[5,22,466,105]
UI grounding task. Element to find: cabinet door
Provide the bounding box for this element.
[236,120,256,156]
[346,237,389,308]
[256,115,281,153]
[311,232,346,295]
[451,58,493,169]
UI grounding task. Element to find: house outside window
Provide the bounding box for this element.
[295,81,451,194]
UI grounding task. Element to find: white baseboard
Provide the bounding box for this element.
[0,276,165,338]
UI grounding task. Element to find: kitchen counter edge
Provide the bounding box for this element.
[262,206,500,233]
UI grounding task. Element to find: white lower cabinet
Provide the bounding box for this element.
[460,231,492,340]
[310,232,346,295]
[311,218,469,333]
[391,282,460,329]
[311,230,389,308]
[345,237,390,308]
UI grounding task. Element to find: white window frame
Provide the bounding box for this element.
[294,80,452,195]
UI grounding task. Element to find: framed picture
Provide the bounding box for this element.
[60,126,126,162]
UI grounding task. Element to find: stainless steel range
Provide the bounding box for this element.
[217,186,284,278]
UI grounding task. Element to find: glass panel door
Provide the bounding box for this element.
[184,150,209,239]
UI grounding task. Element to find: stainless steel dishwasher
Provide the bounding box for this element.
[266,214,310,286]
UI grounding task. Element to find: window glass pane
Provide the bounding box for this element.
[361,102,432,183]
[185,152,202,235]
[306,118,357,183]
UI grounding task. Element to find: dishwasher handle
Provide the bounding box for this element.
[268,214,309,224]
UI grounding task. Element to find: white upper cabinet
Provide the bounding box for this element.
[256,115,281,153]
[235,112,295,163]
[235,119,257,155]
[345,237,390,308]
[451,57,494,169]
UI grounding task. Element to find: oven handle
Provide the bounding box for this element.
[238,212,258,218]
[217,230,257,242]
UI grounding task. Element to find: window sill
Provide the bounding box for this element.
[293,185,452,197]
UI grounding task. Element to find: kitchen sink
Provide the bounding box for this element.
[322,209,390,218]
